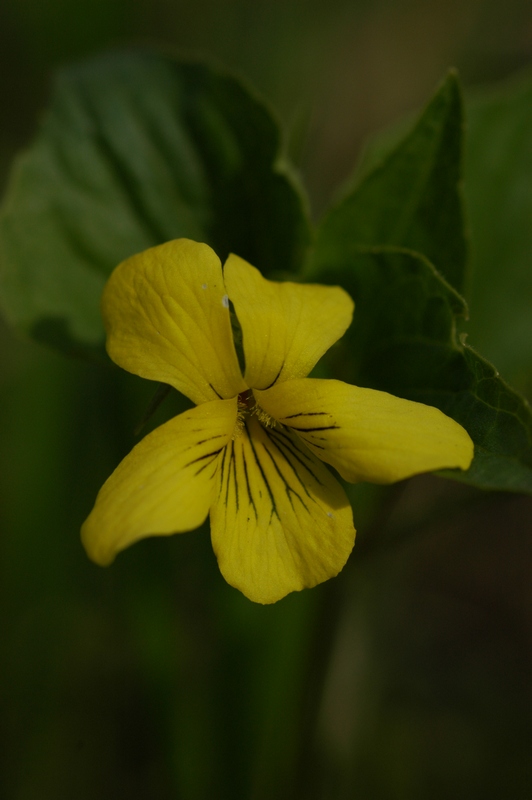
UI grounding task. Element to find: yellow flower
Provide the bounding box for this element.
[81,239,473,603]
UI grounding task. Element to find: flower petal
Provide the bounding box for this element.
[103,239,246,404]
[82,398,238,566]
[256,379,474,484]
[210,415,355,604]
[223,254,354,390]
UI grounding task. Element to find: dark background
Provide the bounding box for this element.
[1,1,531,798]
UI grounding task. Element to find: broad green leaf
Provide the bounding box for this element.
[309,72,468,293]
[463,70,532,392]
[0,50,310,356]
[312,246,532,495]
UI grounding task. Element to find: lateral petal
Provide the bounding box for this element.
[103,239,246,405]
[256,379,474,484]
[210,415,355,604]
[223,254,354,390]
[82,398,238,566]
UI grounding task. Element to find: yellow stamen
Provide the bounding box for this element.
[233,408,246,439]
[233,388,277,434]
[252,403,277,429]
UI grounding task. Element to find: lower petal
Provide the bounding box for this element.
[210,415,355,604]
[82,398,237,565]
[256,379,474,484]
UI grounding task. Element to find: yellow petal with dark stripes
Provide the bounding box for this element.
[82,398,237,566]
[103,239,246,405]
[256,379,474,484]
[210,415,355,604]
[223,254,354,390]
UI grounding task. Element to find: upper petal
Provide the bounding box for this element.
[103,239,246,404]
[210,414,355,604]
[256,378,474,484]
[81,398,237,566]
[223,254,354,390]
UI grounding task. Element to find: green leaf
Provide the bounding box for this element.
[0,50,310,356]
[313,246,532,495]
[463,70,532,391]
[309,71,468,293]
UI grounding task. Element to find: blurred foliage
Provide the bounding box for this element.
[0,2,531,800]
[0,52,309,354]
[464,70,532,394]
[310,73,468,293]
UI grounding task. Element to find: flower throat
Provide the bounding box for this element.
[236,389,276,437]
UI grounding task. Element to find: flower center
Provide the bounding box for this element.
[237,389,254,410]
[235,389,276,437]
